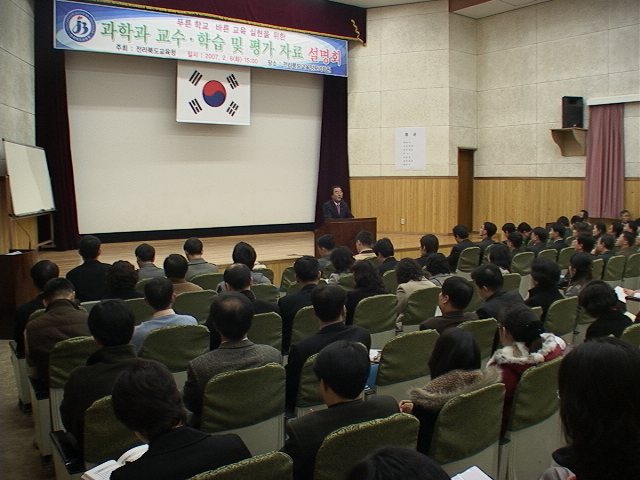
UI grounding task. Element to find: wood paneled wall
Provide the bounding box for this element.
[0,177,38,253]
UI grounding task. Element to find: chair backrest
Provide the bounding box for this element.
[507,356,563,432]
[201,363,285,432]
[429,383,505,465]
[173,290,217,324]
[544,296,578,337]
[457,318,498,361]
[531,306,543,320]
[140,324,210,371]
[463,280,483,313]
[402,287,441,327]
[322,261,336,278]
[247,312,283,351]
[187,451,293,480]
[538,249,558,261]
[382,270,398,292]
[80,300,100,313]
[49,336,99,388]
[124,297,154,325]
[457,247,481,273]
[296,353,323,408]
[591,258,604,280]
[502,273,521,292]
[353,294,398,335]
[251,283,279,303]
[602,255,626,281]
[510,252,535,275]
[279,266,299,295]
[376,330,439,386]
[623,253,640,278]
[337,273,356,291]
[190,272,225,291]
[134,277,153,295]
[483,244,495,264]
[314,413,419,480]
[290,305,318,345]
[254,268,274,283]
[621,323,640,347]
[83,395,142,464]
[557,247,575,270]
[29,308,46,321]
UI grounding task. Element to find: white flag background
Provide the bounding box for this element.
[176,61,251,125]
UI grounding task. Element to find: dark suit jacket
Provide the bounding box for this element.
[420,310,479,333]
[377,257,398,274]
[111,427,251,480]
[549,239,568,252]
[285,322,371,413]
[281,396,399,480]
[596,250,614,264]
[66,259,111,302]
[13,293,45,355]
[476,238,495,259]
[526,241,547,255]
[476,289,524,320]
[278,283,317,352]
[585,309,632,341]
[525,285,563,322]
[322,200,353,219]
[447,239,475,270]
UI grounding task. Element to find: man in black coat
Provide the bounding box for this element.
[322,185,354,219]
[472,263,524,320]
[447,225,475,271]
[66,235,111,302]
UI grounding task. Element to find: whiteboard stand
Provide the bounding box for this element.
[5,179,56,250]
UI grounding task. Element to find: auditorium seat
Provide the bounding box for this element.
[352,294,398,349]
[401,287,440,333]
[187,451,293,480]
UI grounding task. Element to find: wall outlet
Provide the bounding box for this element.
[400,218,405,225]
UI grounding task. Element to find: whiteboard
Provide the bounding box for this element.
[3,140,56,217]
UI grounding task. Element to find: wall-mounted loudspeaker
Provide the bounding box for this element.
[562,96,584,128]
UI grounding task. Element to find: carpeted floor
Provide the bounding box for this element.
[0,340,56,479]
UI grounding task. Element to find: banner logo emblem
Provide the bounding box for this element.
[64,9,96,43]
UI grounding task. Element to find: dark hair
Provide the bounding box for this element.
[483,222,497,237]
[557,216,570,227]
[620,209,630,216]
[112,359,186,442]
[294,256,320,283]
[579,209,589,220]
[232,241,257,269]
[352,260,384,291]
[571,215,583,226]
[330,246,355,273]
[498,303,544,352]
[610,222,624,237]
[576,233,595,253]
[395,258,425,284]
[317,234,335,251]
[347,446,450,480]
[43,278,75,301]
[78,235,101,260]
[313,341,369,399]
[144,277,174,310]
[578,280,617,318]
[452,225,469,239]
[88,299,135,346]
[531,256,560,288]
[163,254,188,279]
[311,284,346,323]
[550,223,566,238]
[517,222,532,234]
[593,221,606,236]
[532,227,548,243]
[558,338,640,480]
[183,237,203,255]
[356,230,374,247]
[488,243,511,272]
[569,252,593,285]
[620,231,635,248]
[31,260,59,291]
[471,263,504,290]
[419,234,439,253]
[626,221,638,235]
[208,292,253,341]
[373,238,395,258]
[223,263,252,291]
[575,222,592,235]
[507,232,523,249]
[106,260,139,293]
[598,234,615,251]
[424,253,451,276]
[441,276,474,310]
[134,243,155,262]
[429,328,481,379]
[330,185,343,195]
[501,223,516,234]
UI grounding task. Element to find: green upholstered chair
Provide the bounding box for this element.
[375,330,439,401]
[124,297,154,325]
[457,247,481,279]
[382,270,398,293]
[9,340,31,410]
[134,277,154,295]
[401,286,441,333]
[621,323,640,347]
[353,294,398,348]
[500,357,564,480]
[279,266,300,295]
[314,413,419,480]
[248,312,283,352]
[463,280,483,313]
[201,363,285,456]
[458,318,498,364]
[290,305,318,346]
[321,261,336,279]
[295,353,325,417]
[251,283,279,304]
[336,273,356,291]
[80,300,100,313]
[545,296,578,341]
[254,268,274,283]
[537,249,558,262]
[531,306,543,321]
[623,253,640,289]
[571,306,596,345]
[591,258,604,280]
[482,243,495,264]
[173,289,217,324]
[502,273,521,292]
[602,255,626,287]
[187,451,293,480]
[430,383,505,479]
[557,247,575,273]
[190,272,225,291]
[511,252,535,299]
[29,308,46,321]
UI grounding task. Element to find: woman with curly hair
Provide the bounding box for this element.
[344,260,389,325]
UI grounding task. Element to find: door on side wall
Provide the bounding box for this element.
[457,149,475,230]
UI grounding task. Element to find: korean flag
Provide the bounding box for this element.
[176,61,250,125]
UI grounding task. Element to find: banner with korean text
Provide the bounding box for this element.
[54,0,348,77]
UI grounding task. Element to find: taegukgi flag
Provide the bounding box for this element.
[176,61,250,125]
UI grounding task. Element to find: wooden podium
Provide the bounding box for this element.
[314,218,377,256]
[0,250,39,337]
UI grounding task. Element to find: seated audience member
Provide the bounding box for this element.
[163,254,203,294]
[488,303,564,433]
[326,246,355,285]
[489,243,511,273]
[506,232,524,259]
[183,292,281,424]
[525,257,563,322]
[13,260,59,356]
[609,221,624,239]
[104,260,143,300]
[130,277,197,353]
[183,237,218,281]
[60,299,138,450]
[285,285,371,414]
[25,278,90,388]
[282,341,397,480]
[420,276,479,333]
[345,260,389,325]
[594,234,615,263]
[322,185,353,219]
[354,230,376,261]
[624,220,638,237]
[396,258,436,329]
[471,263,524,320]
[556,216,570,229]
[620,209,631,225]
[134,243,165,279]
[501,222,516,243]
[223,263,280,314]
[579,281,632,341]
[400,329,500,453]
[592,221,606,240]
[423,253,453,287]
[616,231,637,257]
[549,223,569,251]
[232,241,270,285]
[574,233,595,255]
[541,338,640,480]
[573,221,592,238]
[278,256,321,352]
[347,446,451,480]
[66,235,111,302]
[416,233,440,268]
[578,209,589,222]
[316,234,335,271]
[476,222,497,260]
[110,359,251,480]
[526,227,549,255]
[517,222,532,247]
[447,225,474,271]
[563,252,593,298]
[374,238,398,274]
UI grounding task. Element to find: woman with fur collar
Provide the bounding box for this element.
[399,328,501,453]
[488,303,565,434]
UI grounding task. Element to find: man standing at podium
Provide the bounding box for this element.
[322,186,354,219]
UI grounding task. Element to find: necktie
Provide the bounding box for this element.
[336,203,341,215]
